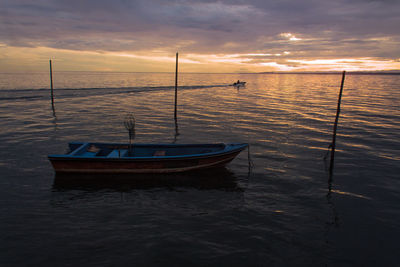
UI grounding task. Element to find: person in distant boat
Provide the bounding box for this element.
[237,80,240,84]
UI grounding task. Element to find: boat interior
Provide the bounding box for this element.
[67,143,226,158]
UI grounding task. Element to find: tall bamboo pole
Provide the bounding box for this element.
[174,52,178,120]
[328,71,346,188]
[49,59,55,115]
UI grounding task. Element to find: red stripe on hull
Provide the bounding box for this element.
[50,151,241,173]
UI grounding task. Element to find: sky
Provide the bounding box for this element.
[1,0,400,72]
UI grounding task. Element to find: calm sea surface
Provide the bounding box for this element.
[0,72,399,266]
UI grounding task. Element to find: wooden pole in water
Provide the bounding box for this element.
[329,71,346,183]
[174,52,178,120]
[49,59,55,115]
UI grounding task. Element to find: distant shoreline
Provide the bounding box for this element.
[1,71,399,75]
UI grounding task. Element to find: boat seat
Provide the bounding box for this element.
[153,150,166,156]
[87,145,101,153]
[107,149,127,158]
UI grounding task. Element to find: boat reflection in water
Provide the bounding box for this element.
[52,167,242,192]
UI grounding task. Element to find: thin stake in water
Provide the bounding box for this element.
[49,59,55,116]
[328,71,346,191]
[124,114,136,156]
[174,52,178,120]
[173,116,180,143]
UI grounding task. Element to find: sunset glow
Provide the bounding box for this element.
[1,0,399,73]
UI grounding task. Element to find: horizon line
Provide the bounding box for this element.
[1,70,400,75]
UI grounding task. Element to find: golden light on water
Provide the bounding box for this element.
[330,190,371,200]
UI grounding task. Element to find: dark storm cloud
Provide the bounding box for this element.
[1,0,399,59]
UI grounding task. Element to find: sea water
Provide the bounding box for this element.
[0,72,399,266]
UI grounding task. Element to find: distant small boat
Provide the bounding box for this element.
[232,81,246,86]
[48,142,248,173]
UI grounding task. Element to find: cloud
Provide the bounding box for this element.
[1,0,400,71]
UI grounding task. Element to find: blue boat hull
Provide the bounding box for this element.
[49,142,248,173]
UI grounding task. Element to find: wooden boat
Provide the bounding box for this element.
[48,142,248,173]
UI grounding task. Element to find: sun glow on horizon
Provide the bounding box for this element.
[287,58,400,71]
[0,44,399,73]
[280,33,302,41]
